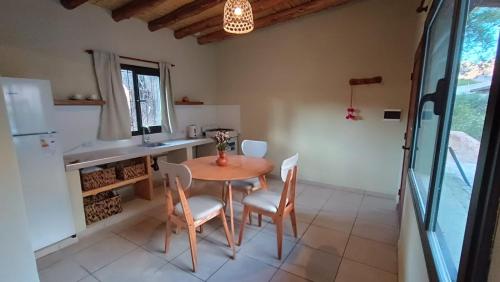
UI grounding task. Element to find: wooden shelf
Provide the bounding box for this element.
[54,99,106,106]
[175,101,204,105]
[82,175,149,197]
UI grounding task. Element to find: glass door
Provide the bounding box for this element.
[432,4,500,279]
[409,0,500,280]
[411,0,457,218]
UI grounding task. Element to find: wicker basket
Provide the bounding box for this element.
[81,167,116,191]
[83,191,122,225]
[116,162,146,180]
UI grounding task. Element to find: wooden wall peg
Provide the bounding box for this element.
[349,76,383,86]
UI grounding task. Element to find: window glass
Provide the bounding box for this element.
[121,69,138,132]
[412,0,455,209]
[434,6,500,279]
[138,74,161,128]
[120,66,161,134]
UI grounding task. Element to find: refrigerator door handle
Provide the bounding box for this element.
[13,131,57,137]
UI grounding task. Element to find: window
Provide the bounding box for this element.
[120,65,162,136]
[409,0,500,281]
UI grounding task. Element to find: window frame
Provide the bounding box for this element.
[407,0,500,281]
[121,64,162,136]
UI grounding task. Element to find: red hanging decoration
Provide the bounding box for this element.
[345,76,383,121]
[345,86,357,120]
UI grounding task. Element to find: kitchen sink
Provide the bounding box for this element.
[140,142,170,148]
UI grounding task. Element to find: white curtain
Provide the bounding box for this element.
[159,62,176,134]
[92,51,132,140]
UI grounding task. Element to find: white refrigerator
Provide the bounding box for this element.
[1,77,75,251]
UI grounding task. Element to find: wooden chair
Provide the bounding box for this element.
[237,153,299,259]
[158,161,234,272]
[227,140,268,225]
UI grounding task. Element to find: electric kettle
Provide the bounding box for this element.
[187,125,200,139]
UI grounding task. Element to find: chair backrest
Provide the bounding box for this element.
[277,153,299,214]
[281,153,299,182]
[158,160,194,223]
[241,140,268,158]
[158,160,192,190]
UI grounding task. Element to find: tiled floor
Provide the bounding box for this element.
[37,179,399,282]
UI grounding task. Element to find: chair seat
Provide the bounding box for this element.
[175,195,224,221]
[242,190,283,213]
[231,177,261,192]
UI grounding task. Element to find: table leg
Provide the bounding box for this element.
[227,181,236,258]
[259,175,268,190]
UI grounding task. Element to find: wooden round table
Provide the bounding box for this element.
[183,155,274,257]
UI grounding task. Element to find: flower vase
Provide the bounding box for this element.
[216,150,228,166]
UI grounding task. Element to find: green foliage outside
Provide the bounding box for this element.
[451,94,489,141]
[462,7,500,64]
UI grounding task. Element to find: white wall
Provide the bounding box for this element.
[55,104,241,154]
[0,89,39,282]
[215,0,421,196]
[0,0,217,104]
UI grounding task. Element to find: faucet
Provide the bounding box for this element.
[142,126,151,145]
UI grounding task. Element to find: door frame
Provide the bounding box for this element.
[398,39,425,223]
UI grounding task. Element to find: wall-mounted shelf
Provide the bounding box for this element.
[54,99,106,106]
[175,101,204,105]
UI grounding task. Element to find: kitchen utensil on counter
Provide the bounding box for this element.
[187,124,200,139]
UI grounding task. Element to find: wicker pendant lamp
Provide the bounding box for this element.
[223,0,254,34]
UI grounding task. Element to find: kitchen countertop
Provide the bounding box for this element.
[64,138,214,171]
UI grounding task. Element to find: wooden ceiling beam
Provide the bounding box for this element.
[174,0,289,39]
[112,0,167,22]
[60,0,89,9]
[197,0,352,44]
[148,0,225,31]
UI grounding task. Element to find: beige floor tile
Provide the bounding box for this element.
[344,236,397,273]
[360,196,397,212]
[312,209,356,234]
[295,203,321,223]
[300,225,349,257]
[145,206,168,221]
[357,208,398,228]
[263,218,309,241]
[206,219,263,252]
[37,249,67,271]
[38,259,89,282]
[271,269,310,282]
[117,217,163,245]
[145,263,202,282]
[239,229,296,267]
[78,275,99,282]
[282,244,341,282]
[326,191,363,209]
[207,255,277,282]
[72,234,137,272]
[198,219,223,238]
[93,248,166,282]
[351,219,398,245]
[143,227,191,261]
[61,231,116,257]
[296,188,334,207]
[335,259,397,282]
[171,239,231,280]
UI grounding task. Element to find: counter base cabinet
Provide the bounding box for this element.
[66,156,154,232]
[66,170,86,233]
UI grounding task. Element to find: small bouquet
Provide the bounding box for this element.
[213,131,230,152]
